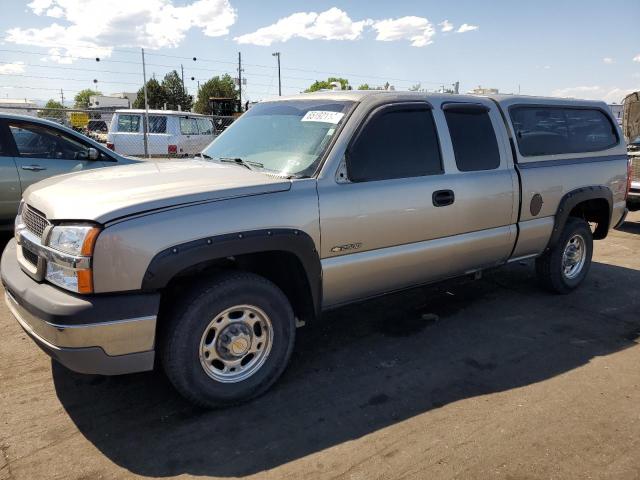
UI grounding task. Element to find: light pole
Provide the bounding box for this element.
[272,52,281,96]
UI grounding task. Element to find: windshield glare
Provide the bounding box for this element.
[202,99,354,176]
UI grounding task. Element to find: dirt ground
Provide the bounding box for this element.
[1,212,640,480]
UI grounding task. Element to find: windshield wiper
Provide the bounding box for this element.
[217,157,264,171]
[195,152,213,159]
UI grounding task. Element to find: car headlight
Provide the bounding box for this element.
[46,225,100,294]
[14,201,25,242]
[48,225,100,256]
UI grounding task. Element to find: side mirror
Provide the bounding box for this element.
[87,147,99,160]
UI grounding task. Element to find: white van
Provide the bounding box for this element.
[107,110,216,157]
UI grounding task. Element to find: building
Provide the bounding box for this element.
[0,98,38,116]
[89,94,130,110]
[468,86,500,95]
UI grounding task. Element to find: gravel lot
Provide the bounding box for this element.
[1,212,639,480]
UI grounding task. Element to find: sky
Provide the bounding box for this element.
[0,0,638,105]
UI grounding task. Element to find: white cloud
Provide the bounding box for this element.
[457,23,478,33]
[634,54,640,63]
[235,10,477,47]
[0,61,26,74]
[372,16,435,47]
[603,57,614,64]
[6,0,236,63]
[551,85,639,104]
[234,8,371,46]
[439,20,453,32]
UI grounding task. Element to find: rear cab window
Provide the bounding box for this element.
[510,106,618,156]
[443,103,501,171]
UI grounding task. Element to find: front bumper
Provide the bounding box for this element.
[1,239,160,375]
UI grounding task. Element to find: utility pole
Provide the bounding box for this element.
[453,81,459,94]
[238,52,243,110]
[272,52,281,96]
[59,88,64,106]
[141,48,150,158]
[181,64,185,95]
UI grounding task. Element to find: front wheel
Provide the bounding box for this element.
[161,272,296,408]
[535,217,593,294]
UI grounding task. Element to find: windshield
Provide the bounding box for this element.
[201,99,354,176]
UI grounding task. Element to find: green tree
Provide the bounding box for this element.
[409,83,422,91]
[39,99,65,121]
[74,88,101,108]
[357,83,371,90]
[133,78,166,109]
[305,77,350,92]
[193,74,238,114]
[162,70,193,111]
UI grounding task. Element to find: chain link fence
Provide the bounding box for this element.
[0,105,237,158]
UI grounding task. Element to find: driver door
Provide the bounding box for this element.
[6,120,103,191]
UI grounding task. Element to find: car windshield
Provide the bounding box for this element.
[201,99,354,176]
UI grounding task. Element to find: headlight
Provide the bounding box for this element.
[14,201,25,242]
[46,225,100,294]
[48,225,100,256]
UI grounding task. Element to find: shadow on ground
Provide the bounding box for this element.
[617,219,640,235]
[51,259,640,477]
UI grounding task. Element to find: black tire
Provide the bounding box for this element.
[535,217,593,294]
[161,271,295,408]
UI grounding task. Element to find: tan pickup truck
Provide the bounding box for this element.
[1,91,630,407]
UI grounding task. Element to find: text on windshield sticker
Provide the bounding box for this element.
[301,111,345,124]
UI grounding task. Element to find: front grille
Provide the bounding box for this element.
[22,248,38,266]
[22,205,50,239]
[631,157,640,183]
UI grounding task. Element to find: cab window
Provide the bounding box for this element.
[347,104,442,182]
[180,117,199,135]
[197,118,214,135]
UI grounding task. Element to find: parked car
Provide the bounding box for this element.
[84,120,109,144]
[0,113,141,231]
[106,110,216,157]
[1,91,629,408]
[622,91,640,211]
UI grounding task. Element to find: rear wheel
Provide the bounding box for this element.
[535,217,593,294]
[161,272,295,408]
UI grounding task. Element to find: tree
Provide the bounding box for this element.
[193,74,238,114]
[74,88,101,108]
[305,77,350,92]
[409,83,422,92]
[133,78,166,109]
[39,99,65,121]
[357,83,371,90]
[162,70,193,111]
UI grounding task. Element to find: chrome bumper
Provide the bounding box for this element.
[5,290,156,356]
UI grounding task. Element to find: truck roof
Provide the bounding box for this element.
[269,90,609,109]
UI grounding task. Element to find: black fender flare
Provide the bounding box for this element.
[546,186,613,250]
[142,228,322,314]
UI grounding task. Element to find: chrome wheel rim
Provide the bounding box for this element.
[199,305,273,383]
[562,234,587,280]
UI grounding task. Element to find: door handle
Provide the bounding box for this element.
[21,165,47,172]
[432,189,455,207]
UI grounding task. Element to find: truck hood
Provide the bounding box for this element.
[24,159,291,224]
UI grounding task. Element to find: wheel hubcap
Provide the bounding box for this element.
[199,305,273,383]
[562,234,587,280]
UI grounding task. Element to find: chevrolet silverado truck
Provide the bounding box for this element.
[1,91,630,407]
[622,91,640,210]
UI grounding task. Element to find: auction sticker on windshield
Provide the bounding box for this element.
[301,111,345,124]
